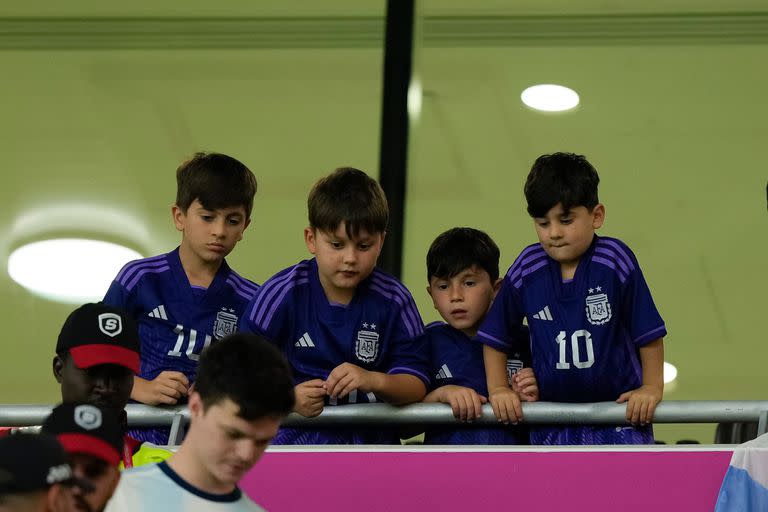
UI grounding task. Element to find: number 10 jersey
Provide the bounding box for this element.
[478,235,667,405]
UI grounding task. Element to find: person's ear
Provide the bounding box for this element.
[238,218,252,241]
[46,483,67,512]
[492,278,503,298]
[426,285,438,310]
[188,391,203,419]
[591,203,605,229]
[53,355,64,384]
[105,468,121,496]
[172,204,186,232]
[304,227,317,254]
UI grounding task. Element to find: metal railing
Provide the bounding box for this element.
[2,400,767,445]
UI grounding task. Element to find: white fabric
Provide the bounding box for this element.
[105,463,265,512]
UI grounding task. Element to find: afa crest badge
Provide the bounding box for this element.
[355,322,379,363]
[585,291,612,325]
[213,308,238,339]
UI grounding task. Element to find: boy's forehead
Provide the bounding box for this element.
[319,223,382,241]
[431,265,491,282]
[191,199,247,216]
[539,203,587,218]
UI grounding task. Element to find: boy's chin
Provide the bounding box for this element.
[445,320,478,335]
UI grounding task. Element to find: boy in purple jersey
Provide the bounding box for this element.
[103,153,259,445]
[422,228,538,445]
[478,153,667,445]
[240,167,429,444]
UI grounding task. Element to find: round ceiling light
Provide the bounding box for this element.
[521,84,580,112]
[663,361,678,384]
[8,238,142,303]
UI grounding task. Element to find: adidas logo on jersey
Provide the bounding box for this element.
[295,333,315,348]
[532,306,553,321]
[435,364,453,380]
[148,305,168,320]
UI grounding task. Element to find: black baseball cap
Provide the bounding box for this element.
[42,403,124,467]
[56,303,140,374]
[0,433,88,494]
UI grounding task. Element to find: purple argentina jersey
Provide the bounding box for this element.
[240,258,429,444]
[104,247,258,444]
[477,235,666,445]
[423,322,529,445]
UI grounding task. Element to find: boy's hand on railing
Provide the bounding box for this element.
[511,368,539,402]
[131,372,189,406]
[616,385,663,426]
[325,363,377,400]
[293,380,326,417]
[488,386,523,425]
[427,385,487,422]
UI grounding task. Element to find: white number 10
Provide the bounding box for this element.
[555,329,595,369]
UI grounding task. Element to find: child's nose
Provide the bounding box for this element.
[211,218,226,237]
[343,247,357,263]
[549,223,564,239]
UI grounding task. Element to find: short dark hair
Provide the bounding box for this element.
[195,333,294,421]
[427,227,500,283]
[176,152,258,219]
[308,167,388,238]
[524,152,600,218]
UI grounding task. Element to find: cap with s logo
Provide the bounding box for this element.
[42,403,124,467]
[56,303,140,374]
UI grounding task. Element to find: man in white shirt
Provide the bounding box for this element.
[106,333,295,511]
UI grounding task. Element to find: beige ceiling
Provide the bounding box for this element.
[0,1,766,444]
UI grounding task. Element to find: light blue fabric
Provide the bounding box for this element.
[715,433,768,511]
[715,467,768,511]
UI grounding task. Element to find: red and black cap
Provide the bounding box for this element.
[56,303,140,374]
[42,403,124,467]
[0,432,88,494]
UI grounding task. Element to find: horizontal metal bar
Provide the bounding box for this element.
[1,401,766,427]
[282,401,768,426]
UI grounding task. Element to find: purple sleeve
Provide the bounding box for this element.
[238,286,288,349]
[621,254,667,346]
[102,275,142,320]
[102,278,127,308]
[477,273,526,352]
[385,297,430,388]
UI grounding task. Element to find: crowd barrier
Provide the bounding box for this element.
[2,400,766,445]
[3,401,764,510]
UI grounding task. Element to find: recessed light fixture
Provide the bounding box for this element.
[521,84,579,112]
[8,239,142,303]
[663,361,678,384]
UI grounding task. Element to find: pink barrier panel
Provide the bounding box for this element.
[241,448,732,511]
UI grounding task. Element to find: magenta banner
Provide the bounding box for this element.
[241,448,732,511]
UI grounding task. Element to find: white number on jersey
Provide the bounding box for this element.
[167,324,212,361]
[555,329,595,369]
